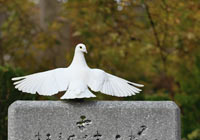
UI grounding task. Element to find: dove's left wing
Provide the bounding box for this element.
[88,69,143,97]
[12,68,70,96]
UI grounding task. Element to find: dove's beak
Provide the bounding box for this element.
[84,48,87,53]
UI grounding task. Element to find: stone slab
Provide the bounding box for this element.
[8,101,181,140]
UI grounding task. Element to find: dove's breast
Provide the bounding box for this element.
[67,66,90,83]
[60,67,96,99]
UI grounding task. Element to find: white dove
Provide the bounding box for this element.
[12,43,144,99]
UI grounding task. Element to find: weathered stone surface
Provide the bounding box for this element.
[8,101,181,140]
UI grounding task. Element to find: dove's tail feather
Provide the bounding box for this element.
[60,88,96,99]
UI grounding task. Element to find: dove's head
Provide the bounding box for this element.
[75,43,87,54]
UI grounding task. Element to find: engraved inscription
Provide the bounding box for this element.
[33,129,158,140]
[76,115,91,131]
[82,134,88,139]
[58,132,62,140]
[67,134,76,140]
[46,133,51,140]
[115,134,121,140]
[93,131,102,140]
[128,131,136,140]
[138,125,147,136]
[35,132,41,140]
[33,117,157,140]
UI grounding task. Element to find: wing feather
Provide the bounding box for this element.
[88,69,143,97]
[12,68,70,96]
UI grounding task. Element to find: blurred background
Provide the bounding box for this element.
[0,0,200,139]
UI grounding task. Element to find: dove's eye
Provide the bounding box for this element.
[80,46,82,49]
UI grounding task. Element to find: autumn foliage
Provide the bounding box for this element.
[0,0,200,139]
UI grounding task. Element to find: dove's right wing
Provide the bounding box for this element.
[88,69,143,97]
[12,68,70,96]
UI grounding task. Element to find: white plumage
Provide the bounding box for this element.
[12,43,144,99]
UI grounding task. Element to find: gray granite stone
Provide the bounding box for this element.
[8,101,181,140]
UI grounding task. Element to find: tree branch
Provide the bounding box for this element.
[144,3,167,72]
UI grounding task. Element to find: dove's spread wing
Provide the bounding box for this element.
[88,69,143,97]
[12,68,69,95]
